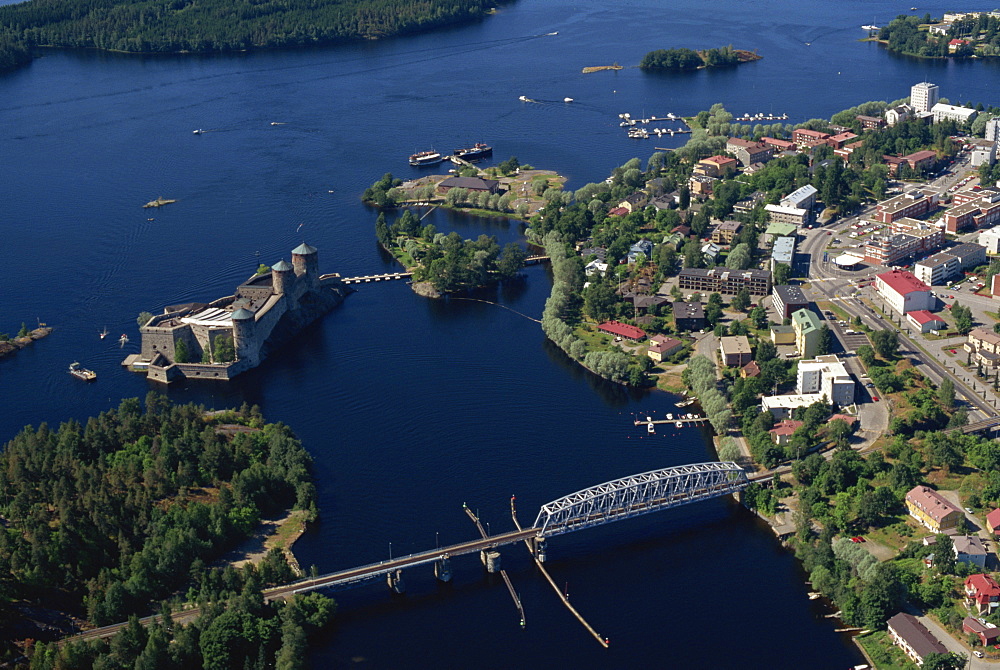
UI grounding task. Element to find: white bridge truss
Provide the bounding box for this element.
[532,461,749,537]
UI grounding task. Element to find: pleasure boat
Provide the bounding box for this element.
[409,151,444,166]
[69,362,96,381]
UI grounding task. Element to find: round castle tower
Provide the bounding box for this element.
[291,242,319,287]
[271,259,294,295]
[231,307,258,366]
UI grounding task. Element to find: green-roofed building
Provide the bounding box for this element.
[791,308,822,359]
[765,221,798,245]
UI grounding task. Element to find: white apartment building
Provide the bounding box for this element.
[987,117,1000,143]
[911,82,939,113]
[931,102,978,125]
[980,226,1000,254]
[796,355,856,407]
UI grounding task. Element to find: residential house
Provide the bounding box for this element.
[740,360,761,378]
[826,131,858,150]
[884,104,913,127]
[887,613,948,666]
[791,308,822,359]
[673,302,706,332]
[627,239,653,263]
[964,617,1000,645]
[856,115,886,130]
[719,336,752,367]
[905,485,963,533]
[965,575,1000,615]
[768,419,803,446]
[647,334,683,363]
[584,259,609,277]
[987,508,1000,534]
[688,175,715,197]
[618,192,648,213]
[701,242,721,264]
[965,328,1000,369]
[954,535,989,568]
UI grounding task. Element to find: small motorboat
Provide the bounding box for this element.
[675,421,683,428]
[193,129,203,135]
[119,334,129,348]
[666,413,673,421]
[647,422,655,434]
[564,97,574,103]
[68,362,96,381]
[99,326,108,340]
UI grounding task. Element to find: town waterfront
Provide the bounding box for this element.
[2,0,1000,666]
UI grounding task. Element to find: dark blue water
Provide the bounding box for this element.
[3,0,998,666]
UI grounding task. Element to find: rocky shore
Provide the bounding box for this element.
[0,327,52,359]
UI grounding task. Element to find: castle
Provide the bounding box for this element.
[124,243,349,383]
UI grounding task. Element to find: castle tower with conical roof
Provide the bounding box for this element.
[271,259,294,295]
[291,242,319,289]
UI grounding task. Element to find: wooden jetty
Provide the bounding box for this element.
[341,272,412,285]
[633,416,709,427]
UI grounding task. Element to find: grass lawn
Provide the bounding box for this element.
[855,630,913,670]
[865,515,922,551]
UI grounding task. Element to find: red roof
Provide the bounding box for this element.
[987,508,1000,531]
[907,310,945,325]
[949,38,968,45]
[703,155,737,166]
[877,269,930,297]
[966,574,1000,601]
[906,485,961,524]
[608,207,629,217]
[769,419,803,437]
[830,414,857,426]
[598,320,647,340]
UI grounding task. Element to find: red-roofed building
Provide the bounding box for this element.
[761,136,796,152]
[607,207,629,217]
[964,574,1000,615]
[599,320,646,341]
[873,190,938,224]
[694,155,738,178]
[768,419,803,446]
[740,360,761,378]
[987,508,1000,534]
[964,616,1000,645]
[907,310,947,333]
[829,413,858,428]
[792,128,830,149]
[876,270,934,315]
[949,38,970,52]
[905,485,963,533]
[826,131,858,150]
[646,334,682,362]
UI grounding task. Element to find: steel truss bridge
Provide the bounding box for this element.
[282,461,749,596]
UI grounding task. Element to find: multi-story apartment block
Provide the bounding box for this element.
[710,220,742,244]
[693,155,738,178]
[791,308,822,359]
[966,327,1000,369]
[780,184,818,211]
[764,203,810,227]
[905,485,962,533]
[913,252,961,286]
[943,187,1000,232]
[772,285,809,320]
[796,355,855,406]
[910,81,939,113]
[791,128,830,149]
[677,267,772,296]
[725,137,774,167]
[873,190,938,224]
[931,102,978,124]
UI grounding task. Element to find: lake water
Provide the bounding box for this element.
[2,0,998,666]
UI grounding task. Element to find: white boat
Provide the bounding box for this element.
[675,421,683,428]
[99,326,108,340]
[666,413,673,420]
[69,362,96,381]
[676,399,695,407]
[647,422,655,434]
[563,97,574,103]
[861,25,879,31]
[519,95,530,102]
[546,31,558,36]
[193,129,203,134]
[119,334,129,347]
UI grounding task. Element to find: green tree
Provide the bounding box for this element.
[952,301,974,334]
[938,379,955,409]
[214,334,235,362]
[174,338,190,364]
[773,263,791,286]
[922,652,967,670]
[17,322,28,337]
[871,330,899,360]
[731,286,751,312]
[817,324,832,356]
[857,345,875,368]
[497,243,527,280]
[137,311,154,328]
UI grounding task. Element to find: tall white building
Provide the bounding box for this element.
[911,82,939,113]
[987,117,1000,142]
[796,355,856,407]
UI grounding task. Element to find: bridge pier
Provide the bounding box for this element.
[387,569,406,594]
[434,557,452,582]
[480,549,501,573]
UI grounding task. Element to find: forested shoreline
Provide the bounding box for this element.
[0,395,324,665]
[0,0,506,73]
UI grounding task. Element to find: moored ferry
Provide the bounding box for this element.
[409,150,444,166]
[453,143,492,160]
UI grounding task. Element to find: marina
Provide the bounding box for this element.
[733,113,789,121]
[632,413,709,428]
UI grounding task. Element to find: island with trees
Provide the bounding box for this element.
[0,395,335,667]
[639,45,761,70]
[0,0,506,74]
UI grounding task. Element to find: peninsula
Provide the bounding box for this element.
[877,11,1000,59]
[124,242,349,383]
